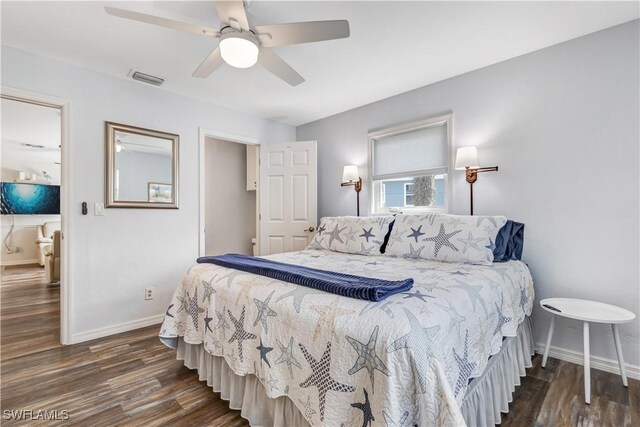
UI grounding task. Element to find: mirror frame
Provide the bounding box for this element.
[105,122,179,209]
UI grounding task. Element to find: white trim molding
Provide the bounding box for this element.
[71,314,164,344]
[535,342,640,380]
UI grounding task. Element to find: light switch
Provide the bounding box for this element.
[94,202,105,216]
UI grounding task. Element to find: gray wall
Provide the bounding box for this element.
[297,21,640,367]
[205,138,256,256]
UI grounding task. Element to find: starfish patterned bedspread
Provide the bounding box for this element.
[159,249,534,427]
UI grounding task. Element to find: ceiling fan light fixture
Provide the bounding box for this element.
[219,32,259,68]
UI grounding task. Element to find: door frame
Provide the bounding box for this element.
[1,86,72,345]
[198,127,261,257]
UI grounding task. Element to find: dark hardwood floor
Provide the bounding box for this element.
[1,265,637,426]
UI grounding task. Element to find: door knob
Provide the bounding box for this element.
[305,227,315,232]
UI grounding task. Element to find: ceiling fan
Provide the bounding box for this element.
[105,0,350,86]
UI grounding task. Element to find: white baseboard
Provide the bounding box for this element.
[1,258,40,266]
[534,343,640,380]
[71,314,164,344]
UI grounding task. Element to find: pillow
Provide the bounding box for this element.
[306,216,395,256]
[384,214,507,265]
[493,220,525,262]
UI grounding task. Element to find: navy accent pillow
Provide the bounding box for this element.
[494,220,525,262]
[380,219,395,254]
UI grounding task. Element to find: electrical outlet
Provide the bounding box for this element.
[145,287,154,300]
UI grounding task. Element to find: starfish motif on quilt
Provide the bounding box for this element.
[275,337,302,377]
[216,269,249,288]
[485,237,496,252]
[476,216,499,227]
[201,276,217,303]
[493,302,512,335]
[382,409,410,427]
[359,227,375,242]
[186,290,205,329]
[265,373,278,391]
[403,243,425,259]
[387,308,440,393]
[345,228,359,243]
[276,285,325,313]
[359,300,399,319]
[434,301,466,335]
[456,231,484,254]
[346,325,390,389]
[519,284,528,311]
[310,300,355,341]
[165,304,174,318]
[327,224,348,246]
[204,310,214,333]
[214,305,230,338]
[227,305,257,362]
[317,224,326,235]
[176,295,188,313]
[490,266,515,285]
[256,338,274,368]
[407,225,426,242]
[422,224,461,257]
[298,395,317,420]
[351,388,375,427]
[355,242,375,256]
[401,290,434,303]
[253,290,278,333]
[298,341,355,421]
[453,330,478,396]
[421,281,450,293]
[452,279,487,315]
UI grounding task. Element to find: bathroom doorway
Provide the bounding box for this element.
[200,133,259,257]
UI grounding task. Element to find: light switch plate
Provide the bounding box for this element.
[94,202,105,216]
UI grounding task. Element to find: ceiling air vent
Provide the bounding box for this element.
[131,71,164,86]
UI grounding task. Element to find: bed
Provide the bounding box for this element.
[159,214,533,426]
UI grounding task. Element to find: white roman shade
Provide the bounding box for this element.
[372,123,448,180]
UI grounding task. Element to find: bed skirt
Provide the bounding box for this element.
[174,317,534,427]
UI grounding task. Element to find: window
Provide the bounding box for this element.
[369,114,450,213]
[404,183,414,206]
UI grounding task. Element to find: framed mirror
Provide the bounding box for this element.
[106,122,179,208]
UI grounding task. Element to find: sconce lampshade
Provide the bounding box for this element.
[455,147,480,170]
[342,165,359,182]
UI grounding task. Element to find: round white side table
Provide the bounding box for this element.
[540,298,636,404]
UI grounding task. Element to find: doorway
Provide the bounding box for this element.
[0,92,68,352]
[200,132,260,257]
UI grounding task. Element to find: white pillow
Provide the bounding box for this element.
[306,216,395,256]
[384,214,507,265]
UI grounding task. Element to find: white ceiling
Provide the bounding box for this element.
[2,1,638,126]
[1,97,61,164]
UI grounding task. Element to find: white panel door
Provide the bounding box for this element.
[260,141,317,255]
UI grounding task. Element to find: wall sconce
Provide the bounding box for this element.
[455,147,498,215]
[341,165,362,216]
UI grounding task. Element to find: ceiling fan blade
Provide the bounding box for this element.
[192,47,225,78]
[258,48,305,86]
[105,7,219,37]
[214,0,250,31]
[255,20,350,47]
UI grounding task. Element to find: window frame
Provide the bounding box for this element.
[368,113,452,214]
[403,182,414,207]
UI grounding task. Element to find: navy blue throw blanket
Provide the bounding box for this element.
[494,220,525,262]
[197,254,413,302]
